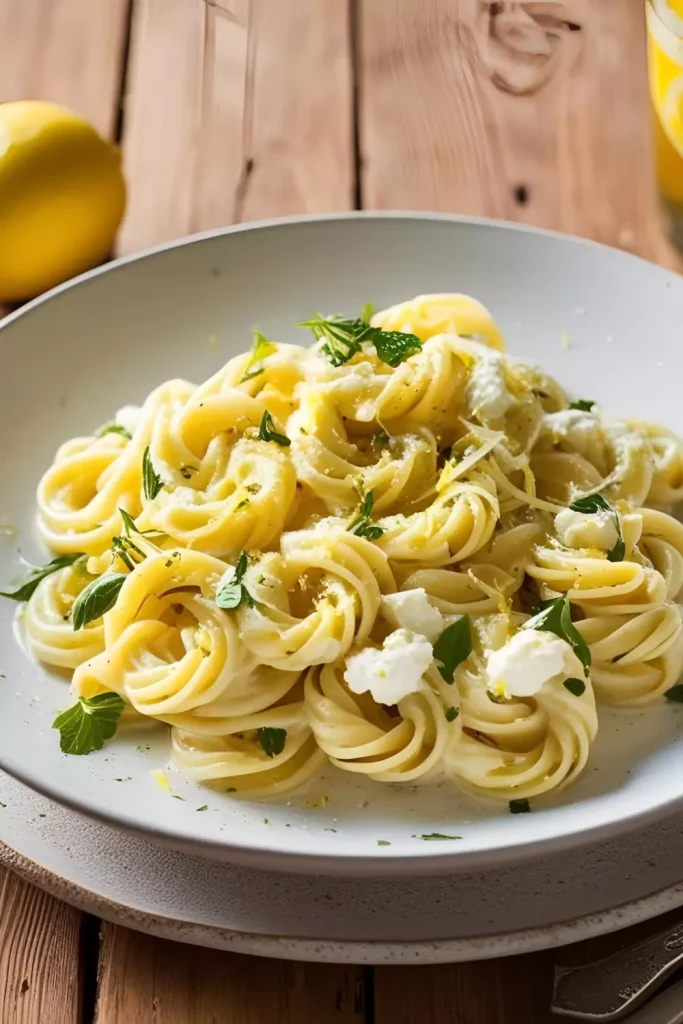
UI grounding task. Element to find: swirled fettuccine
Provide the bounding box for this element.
[13,292,683,807]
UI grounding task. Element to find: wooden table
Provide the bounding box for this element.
[1,2,682,1021]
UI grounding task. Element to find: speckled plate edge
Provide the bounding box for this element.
[2,835,683,964]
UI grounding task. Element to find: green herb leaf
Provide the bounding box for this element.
[257,410,290,447]
[0,553,86,603]
[568,399,595,412]
[418,833,462,841]
[360,301,375,324]
[179,465,197,480]
[376,839,391,846]
[119,509,141,536]
[96,422,132,440]
[522,595,591,675]
[433,617,472,684]
[142,447,163,500]
[258,726,287,758]
[196,805,208,811]
[215,552,254,609]
[348,491,385,540]
[240,330,278,383]
[52,691,125,755]
[509,799,531,814]
[564,677,586,697]
[665,683,683,703]
[72,573,127,630]
[568,493,624,563]
[445,706,459,722]
[372,329,422,368]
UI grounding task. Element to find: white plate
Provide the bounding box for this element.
[3,769,683,963]
[2,213,683,874]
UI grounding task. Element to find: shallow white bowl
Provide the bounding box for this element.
[2,213,683,876]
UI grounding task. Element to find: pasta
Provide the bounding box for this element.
[10,292,683,808]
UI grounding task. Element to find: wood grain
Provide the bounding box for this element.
[119,0,353,255]
[94,922,365,1024]
[358,0,681,270]
[374,950,556,1024]
[0,0,130,137]
[0,867,83,1024]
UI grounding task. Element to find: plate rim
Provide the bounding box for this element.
[3,210,683,875]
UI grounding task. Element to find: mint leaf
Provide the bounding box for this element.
[568,399,595,412]
[258,726,287,757]
[433,617,472,684]
[348,491,384,540]
[52,691,125,755]
[297,313,421,368]
[142,448,163,500]
[257,410,290,447]
[372,330,422,368]
[215,552,253,609]
[568,493,624,563]
[522,595,591,676]
[1,553,87,603]
[72,573,127,630]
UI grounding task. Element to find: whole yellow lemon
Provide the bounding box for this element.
[0,101,126,301]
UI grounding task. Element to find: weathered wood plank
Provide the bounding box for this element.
[0,867,83,1024]
[119,0,353,255]
[359,0,681,269]
[95,922,365,1024]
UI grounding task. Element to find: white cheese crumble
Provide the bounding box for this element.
[487,629,577,699]
[115,404,142,436]
[555,507,619,551]
[381,589,445,643]
[344,628,433,705]
[466,353,512,422]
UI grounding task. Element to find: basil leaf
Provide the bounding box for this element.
[258,726,287,758]
[215,552,253,609]
[569,493,612,515]
[240,330,278,383]
[348,491,385,540]
[142,447,163,500]
[257,410,290,447]
[607,537,626,563]
[360,301,374,324]
[445,706,459,722]
[96,422,132,440]
[665,683,683,703]
[509,799,531,814]
[72,573,127,630]
[568,399,595,412]
[418,833,462,841]
[52,691,125,755]
[1,553,87,603]
[433,616,472,684]
[522,595,591,675]
[564,677,586,697]
[372,329,422,368]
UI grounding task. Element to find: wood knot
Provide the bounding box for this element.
[480,1,585,96]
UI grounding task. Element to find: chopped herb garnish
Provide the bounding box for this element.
[96,422,132,440]
[665,684,683,703]
[119,508,141,536]
[179,465,197,480]
[372,431,390,448]
[568,399,596,412]
[433,617,472,684]
[1,552,86,603]
[196,805,208,811]
[522,595,591,676]
[348,491,384,540]
[215,552,254,609]
[509,799,531,814]
[257,410,290,446]
[258,727,287,757]
[297,312,421,368]
[142,447,163,500]
[111,536,136,572]
[240,331,278,383]
[377,839,391,846]
[568,492,624,563]
[52,692,125,755]
[418,833,462,841]
[564,677,586,697]
[71,573,127,630]
[360,301,374,324]
[445,706,459,722]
